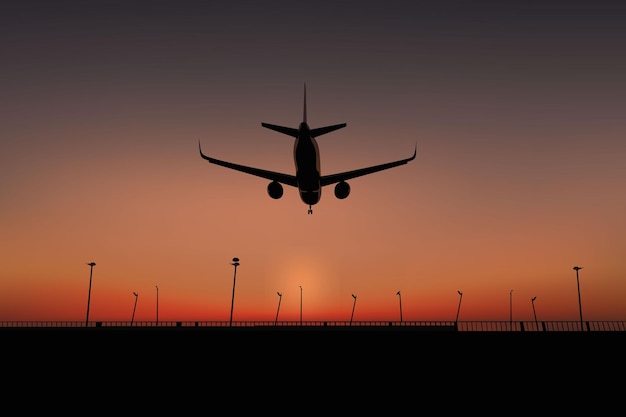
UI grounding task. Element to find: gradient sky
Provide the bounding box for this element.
[2,0,625,323]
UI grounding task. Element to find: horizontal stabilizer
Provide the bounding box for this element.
[261,123,299,138]
[310,123,347,138]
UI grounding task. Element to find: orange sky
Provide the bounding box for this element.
[1,1,625,323]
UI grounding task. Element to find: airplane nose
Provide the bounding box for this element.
[300,190,320,205]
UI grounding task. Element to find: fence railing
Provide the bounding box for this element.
[1,320,626,331]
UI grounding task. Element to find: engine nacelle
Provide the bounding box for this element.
[334,181,350,199]
[267,181,283,199]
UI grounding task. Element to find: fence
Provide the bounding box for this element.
[1,320,626,331]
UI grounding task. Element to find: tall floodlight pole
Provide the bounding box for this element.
[85,262,96,327]
[573,266,584,331]
[350,294,357,326]
[299,285,302,326]
[531,296,538,327]
[275,292,282,326]
[396,291,403,322]
[155,285,159,326]
[229,257,240,327]
[131,292,139,326]
[455,290,463,324]
[509,289,513,325]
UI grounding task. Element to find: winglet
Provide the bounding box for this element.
[198,140,213,161]
[198,140,206,159]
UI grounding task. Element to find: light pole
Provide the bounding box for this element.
[131,292,139,326]
[350,294,357,325]
[229,257,240,327]
[573,266,584,331]
[155,285,159,326]
[275,292,282,326]
[531,296,538,327]
[396,291,403,322]
[299,285,302,326]
[509,289,513,325]
[455,290,463,324]
[85,262,96,327]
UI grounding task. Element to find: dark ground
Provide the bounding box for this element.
[5,326,624,357]
[4,327,623,411]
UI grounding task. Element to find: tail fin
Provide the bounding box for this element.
[261,83,346,138]
[303,83,307,123]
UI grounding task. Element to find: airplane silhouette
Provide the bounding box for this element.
[198,85,416,214]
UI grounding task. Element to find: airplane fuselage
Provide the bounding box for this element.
[294,122,322,206]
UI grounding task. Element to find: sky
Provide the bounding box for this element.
[1,0,625,323]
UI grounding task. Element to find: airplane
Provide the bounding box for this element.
[198,85,416,214]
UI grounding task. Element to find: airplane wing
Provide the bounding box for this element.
[320,145,416,186]
[199,141,298,187]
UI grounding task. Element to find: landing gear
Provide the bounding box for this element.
[308,205,313,214]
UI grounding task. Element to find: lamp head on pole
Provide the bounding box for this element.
[458,290,462,296]
[396,291,400,296]
[87,262,96,267]
[532,296,536,301]
[352,294,356,299]
[231,257,240,267]
[573,266,583,271]
[277,292,282,297]
[133,292,138,297]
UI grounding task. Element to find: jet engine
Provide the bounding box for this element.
[334,181,350,199]
[267,181,283,199]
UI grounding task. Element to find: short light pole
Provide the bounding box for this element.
[275,292,282,326]
[85,262,96,327]
[396,291,403,322]
[155,285,159,326]
[131,292,139,326]
[531,296,538,327]
[573,266,584,331]
[229,257,240,327]
[350,294,357,326]
[455,290,463,324]
[299,285,302,326]
[509,289,513,326]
